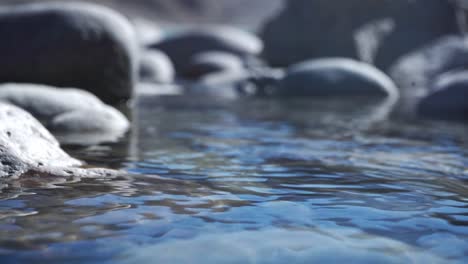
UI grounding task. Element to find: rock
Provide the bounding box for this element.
[135,82,183,96]
[273,58,398,98]
[417,70,468,121]
[260,0,459,70]
[187,70,250,99]
[50,105,129,133]
[0,2,139,103]
[186,67,285,99]
[0,103,118,178]
[149,26,263,74]
[139,50,175,84]
[390,36,468,94]
[0,83,129,145]
[132,18,163,46]
[389,36,468,115]
[183,51,245,79]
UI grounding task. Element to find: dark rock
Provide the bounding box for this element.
[260,0,459,70]
[149,26,262,74]
[417,70,468,121]
[0,2,139,103]
[183,51,244,79]
[139,50,175,84]
[0,83,129,145]
[274,58,398,98]
[0,103,118,178]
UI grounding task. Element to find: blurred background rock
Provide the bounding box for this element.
[0,0,284,30]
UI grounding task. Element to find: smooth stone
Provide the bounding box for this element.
[183,51,245,80]
[0,2,139,103]
[139,50,175,84]
[135,82,183,97]
[260,0,458,70]
[0,84,129,145]
[0,103,118,178]
[0,84,103,121]
[149,26,263,74]
[417,70,468,121]
[132,18,163,46]
[274,58,398,98]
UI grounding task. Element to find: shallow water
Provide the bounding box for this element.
[1,96,468,263]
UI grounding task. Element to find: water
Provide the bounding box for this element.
[1,96,468,263]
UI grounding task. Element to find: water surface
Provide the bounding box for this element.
[1,96,468,263]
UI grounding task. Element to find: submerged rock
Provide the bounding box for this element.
[0,84,129,145]
[139,50,175,84]
[260,0,458,69]
[0,103,118,178]
[0,2,139,103]
[183,51,245,80]
[417,70,468,121]
[273,58,398,98]
[149,26,262,74]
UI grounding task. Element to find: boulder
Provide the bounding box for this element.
[139,50,175,84]
[260,0,459,70]
[0,2,139,103]
[149,26,263,74]
[0,103,118,178]
[417,70,468,121]
[0,83,129,145]
[273,58,398,98]
[183,51,244,79]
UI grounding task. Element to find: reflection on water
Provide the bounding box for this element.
[1,97,468,263]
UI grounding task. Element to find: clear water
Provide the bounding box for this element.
[1,96,468,263]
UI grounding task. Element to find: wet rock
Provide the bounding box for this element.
[149,26,263,74]
[0,2,139,103]
[417,70,468,121]
[0,83,129,145]
[260,0,458,70]
[0,103,118,178]
[273,58,398,98]
[183,51,245,80]
[50,105,129,135]
[139,50,175,84]
[389,36,468,115]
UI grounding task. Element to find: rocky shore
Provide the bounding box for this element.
[0,0,467,178]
